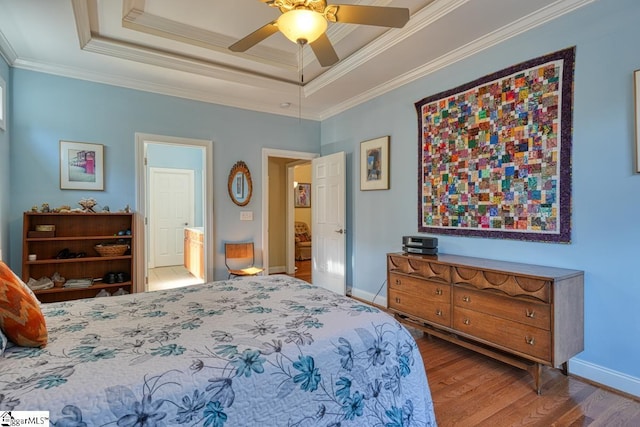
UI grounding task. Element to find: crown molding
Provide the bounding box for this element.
[71,0,92,48]
[317,0,596,120]
[10,56,315,120]
[84,35,297,89]
[121,6,296,69]
[306,0,470,97]
[0,29,18,65]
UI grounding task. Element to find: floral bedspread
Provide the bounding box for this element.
[0,275,436,426]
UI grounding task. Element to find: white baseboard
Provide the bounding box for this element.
[268,265,286,274]
[349,288,387,307]
[570,358,640,398]
[350,289,639,399]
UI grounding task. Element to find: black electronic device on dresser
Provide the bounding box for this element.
[402,235,438,255]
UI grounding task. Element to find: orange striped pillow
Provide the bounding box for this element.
[0,261,47,347]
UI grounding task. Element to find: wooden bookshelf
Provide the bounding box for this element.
[22,212,135,303]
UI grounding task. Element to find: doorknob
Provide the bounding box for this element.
[184,222,188,226]
[335,228,346,234]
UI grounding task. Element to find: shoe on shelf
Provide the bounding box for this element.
[55,248,70,259]
[103,272,116,284]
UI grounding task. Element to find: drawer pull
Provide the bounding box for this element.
[525,309,536,318]
[462,296,471,303]
[436,309,442,316]
[395,297,401,304]
[435,288,443,296]
[463,319,471,325]
[395,278,402,285]
[525,336,535,345]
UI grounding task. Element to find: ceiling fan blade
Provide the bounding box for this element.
[330,5,410,28]
[310,33,339,67]
[229,21,279,52]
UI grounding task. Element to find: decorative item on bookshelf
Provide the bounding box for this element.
[94,244,128,257]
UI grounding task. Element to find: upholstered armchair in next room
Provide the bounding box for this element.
[294,221,312,260]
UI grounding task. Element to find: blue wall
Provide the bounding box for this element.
[321,0,640,396]
[0,57,9,262]
[7,70,320,278]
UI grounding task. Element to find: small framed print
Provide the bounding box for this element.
[294,183,311,208]
[360,136,390,190]
[60,140,104,190]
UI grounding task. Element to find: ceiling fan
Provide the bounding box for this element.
[229,0,410,67]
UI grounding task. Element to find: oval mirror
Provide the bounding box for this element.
[228,161,253,206]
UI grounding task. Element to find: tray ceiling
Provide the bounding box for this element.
[0,0,594,119]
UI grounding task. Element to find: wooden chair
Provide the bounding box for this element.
[224,242,264,279]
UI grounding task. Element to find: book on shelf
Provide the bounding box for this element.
[63,278,94,288]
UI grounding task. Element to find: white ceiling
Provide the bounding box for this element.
[0,0,595,120]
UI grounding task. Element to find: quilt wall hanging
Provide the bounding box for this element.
[415,47,575,243]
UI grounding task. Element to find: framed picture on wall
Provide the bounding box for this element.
[294,183,311,208]
[60,140,104,190]
[360,136,390,190]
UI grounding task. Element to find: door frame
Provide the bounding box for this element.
[135,133,214,292]
[262,148,319,276]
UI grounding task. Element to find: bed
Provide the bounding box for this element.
[1,273,436,426]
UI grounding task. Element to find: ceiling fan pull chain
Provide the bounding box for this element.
[298,40,304,121]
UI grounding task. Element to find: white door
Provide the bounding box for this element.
[312,152,346,295]
[150,167,194,267]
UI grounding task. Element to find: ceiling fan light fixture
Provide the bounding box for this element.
[277,9,327,44]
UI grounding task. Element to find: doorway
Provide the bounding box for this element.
[135,134,214,292]
[292,162,312,270]
[262,149,318,278]
[262,149,347,294]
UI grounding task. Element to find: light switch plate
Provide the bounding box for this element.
[240,211,253,221]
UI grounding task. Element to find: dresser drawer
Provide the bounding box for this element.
[453,286,550,330]
[388,255,450,282]
[454,306,551,361]
[389,288,451,327]
[388,273,450,301]
[452,266,551,303]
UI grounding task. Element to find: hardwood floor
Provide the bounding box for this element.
[293,259,312,283]
[286,263,640,425]
[413,330,640,426]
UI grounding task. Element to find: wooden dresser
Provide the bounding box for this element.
[387,252,584,394]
